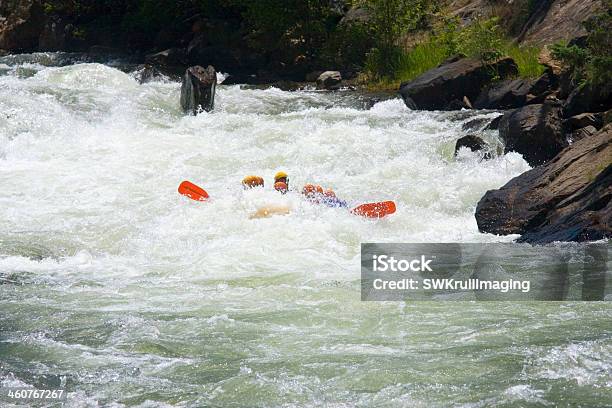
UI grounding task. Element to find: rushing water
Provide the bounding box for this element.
[0,53,610,407]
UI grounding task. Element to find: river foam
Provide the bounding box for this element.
[1,54,609,407]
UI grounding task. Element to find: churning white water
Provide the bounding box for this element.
[1,54,610,407]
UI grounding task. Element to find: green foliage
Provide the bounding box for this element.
[455,17,504,63]
[362,38,447,89]
[503,44,545,78]
[321,22,374,70]
[363,12,546,89]
[357,0,437,77]
[550,43,589,82]
[228,0,337,58]
[392,39,447,81]
[550,2,612,92]
[432,14,460,57]
[43,2,56,14]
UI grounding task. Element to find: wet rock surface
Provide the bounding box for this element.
[475,125,611,243]
[399,57,518,111]
[180,65,216,114]
[316,71,342,90]
[499,103,567,166]
[473,72,553,110]
[454,135,489,157]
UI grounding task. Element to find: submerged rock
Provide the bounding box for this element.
[499,103,567,166]
[316,71,342,90]
[399,57,518,110]
[475,124,611,244]
[484,114,504,130]
[454,135,490,158]
[462,117,492,132]
[133,64,165,84]
[180,65,216,114]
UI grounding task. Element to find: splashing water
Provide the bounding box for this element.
[0,54,610,407]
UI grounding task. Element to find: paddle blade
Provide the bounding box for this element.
[178,180,209,201]
[351,201,396,218]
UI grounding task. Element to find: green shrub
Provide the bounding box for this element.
[321,22,374,71]
[361,38,446,89]
[393,40,447,81]
[455,17,504,63]
[550,1,611,93]
[503,44,545,78]
[357,0,438,78]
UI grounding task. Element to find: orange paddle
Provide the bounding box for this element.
[351,201,396,218]
[178,180,209,201]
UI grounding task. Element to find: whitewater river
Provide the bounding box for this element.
[0,54,610,407]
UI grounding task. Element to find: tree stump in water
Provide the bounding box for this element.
[180,65,216,114]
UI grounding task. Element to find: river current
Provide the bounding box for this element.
[0,53,610,407]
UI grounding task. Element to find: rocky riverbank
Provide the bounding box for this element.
[398,49,610,243]
[1,1,607,86]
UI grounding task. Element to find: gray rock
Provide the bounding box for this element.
[180,65,216,114]
[571,125,597,142]
[564,83,612,117]
[475,125,611,243]
[474,71,554,110]
[462,117,492,132]
[484,114,504,130]
[399,57,518,110]
[133,64,165,84]
[454,135,490,158]
[565,112,603,131]
[339,7,371,26]
[604,109,612,127]
[316,71,342,89]
[499,103,567,166]
[474,78,534,109]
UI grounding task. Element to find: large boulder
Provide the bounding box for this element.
[564,83,612,117]
[499,103,567,166]
[473,72,553,110]
[399,57,518,110]
[475,125,611,243]
[517,0,604,45]
[180,65,216,114]
[0,0,45,51]
[565,112,604,131]
[316,71,342,90]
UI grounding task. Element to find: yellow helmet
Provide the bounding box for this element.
[242,175,264,188]
[274,171,288,181]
